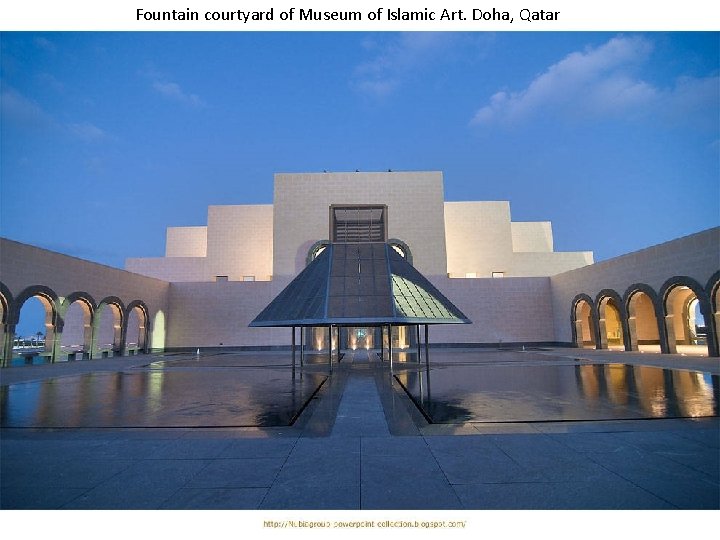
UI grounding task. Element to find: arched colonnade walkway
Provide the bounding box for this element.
[0,281,161,367]
[571,273,720,357]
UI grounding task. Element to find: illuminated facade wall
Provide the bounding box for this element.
[0,238,170,364]
[166,226,207,257]
[444,201,592,278]
[126,171,592,282]
[127,204,273,282]
[121,171,594,349]
[552,227,720,356]
[3,171,716,356]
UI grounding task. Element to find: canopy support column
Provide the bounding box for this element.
[291,326,296,379]
[300,327,305,368]
[388,324,393,375]
[425,324,431,400]
[416,325,422,363]
[380,326,385,362]
[424,324,430,368]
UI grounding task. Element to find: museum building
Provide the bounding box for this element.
[0,171,718,364]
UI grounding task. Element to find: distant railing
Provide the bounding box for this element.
[693,325,708,345]
[12,337,46,349]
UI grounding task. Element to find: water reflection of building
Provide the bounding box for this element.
[396,361,717,424]
[577,364,717,418]
[0,363,329,428]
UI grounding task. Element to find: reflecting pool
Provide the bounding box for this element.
[395,362,719,423]
[0,362,327,428]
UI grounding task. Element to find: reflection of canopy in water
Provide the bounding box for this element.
[250,243,470,327]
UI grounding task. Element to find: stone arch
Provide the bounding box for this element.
[659,276,714,356]
[595,289,628,350]
[60,292,97,360]
[0,281,12,321]
[306,240,330,266]
[0,281,14,367]
[623,284,663,353]
[124,300,149,354]
[706,271,720,358]
[388,238,413,265]
[571,294,598,348]
[60,292,97,315]
[11,285,60,325]
[94,296,125,358]
[12,285,61,363]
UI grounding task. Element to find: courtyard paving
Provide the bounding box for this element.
[0,348,718,510]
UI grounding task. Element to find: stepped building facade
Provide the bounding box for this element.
[1,171,718,364]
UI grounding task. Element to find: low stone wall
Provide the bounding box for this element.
[0,238,170,364]
[550,228,719,356]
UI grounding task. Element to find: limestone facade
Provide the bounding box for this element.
[2,171,717,361]
[127,171,592,282]
[0,238,170,365]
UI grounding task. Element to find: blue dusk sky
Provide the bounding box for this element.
[1,31,718,271]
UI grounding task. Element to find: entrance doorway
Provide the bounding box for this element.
[346,326,374,350]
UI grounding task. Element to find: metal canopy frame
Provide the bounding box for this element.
[250,242,471,328]
[255,240,469,377]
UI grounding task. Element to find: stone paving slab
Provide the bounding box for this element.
[0,437,112,460]
[430,449,542,485]
[674,427,720,448]
[217,437,298,459]
[610,429,716,453]
[361,436,429,456]
[361,453,444,483]
[0,457,134,489]
[1,486,89,510]
[160,487,268,510]
[1,349,718,510]
[2,424,718,509]
[260,482,361,510]
[274,455,361,488]
[60,459,211,509]
[155,438,235,460]
[362,477,462,509]
[585,447,720,509]
[453,480,676,510]
[95,438,178,460]
[184,458,285,488]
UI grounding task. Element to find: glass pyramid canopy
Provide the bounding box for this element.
[250,243,470,327]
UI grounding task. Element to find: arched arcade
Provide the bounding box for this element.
[571,276,719,358]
